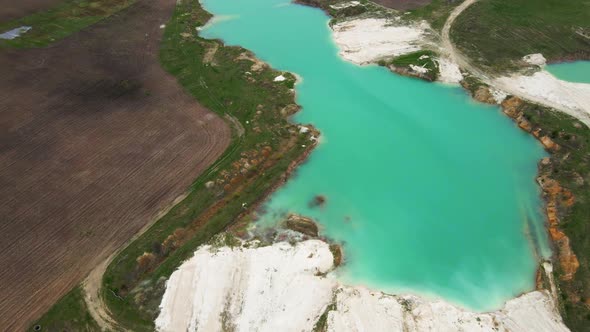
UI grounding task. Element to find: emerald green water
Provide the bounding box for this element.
[547,61,590,84]
[201,0,550,311]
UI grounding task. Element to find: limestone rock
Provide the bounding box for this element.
[540,136,560,151]
[157,240,569,332]
[501,96,524,118]
[522,53,547,66]
[473,86,496,104]
[286,214,319,237]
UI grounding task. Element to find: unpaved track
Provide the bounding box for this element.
[441,0,485,78]
[442,0,590,125]
[0,0,231,330]
[83,191,188,332]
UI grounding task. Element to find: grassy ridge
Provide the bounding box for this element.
[451,0,590,72]
[450,2,590,328]
[101,0,309,330]
[384,50,440,81]
[462,77,590,331]
[33,0,309,330]
[519,103,590,332]
[31,287,99,331]
[406,0,460,31]
[0,0,135,48]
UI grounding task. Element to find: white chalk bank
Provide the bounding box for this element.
[496,70,590,126]
[330,18,464,84]
[436,57,463,84]
[156,240,568,332]
[331,18,427,65]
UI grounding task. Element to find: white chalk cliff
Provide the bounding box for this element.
[156,240,568,332]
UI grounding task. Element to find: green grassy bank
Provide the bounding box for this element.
[517,102,590,332]
[406,0,460,31]
[0,0,135,48]
[461,78,590,331]
[32,0,310,330]
[451,0,590,72]
[31,287,99,331]
[30,1,590,331]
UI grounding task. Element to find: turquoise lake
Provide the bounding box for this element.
[201,0,550,311]
[547,61,590,84]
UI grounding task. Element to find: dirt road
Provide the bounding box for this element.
[441,0,590,125]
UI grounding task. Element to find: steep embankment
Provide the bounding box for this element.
[34,0,316,330]
[156,240,568,332]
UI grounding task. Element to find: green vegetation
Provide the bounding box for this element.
[451,0,590,72]
[462,77,590,332]
[33,0,312,329]
[385,50,439,81]
[31,287,99,331]
[312,300,337,332]
[517,104,590,332]
[0,0,135,48]
[28,1,590,331]
[406,0,460,31]
[98,0,311,330]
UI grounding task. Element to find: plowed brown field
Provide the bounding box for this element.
[0,0,230,330]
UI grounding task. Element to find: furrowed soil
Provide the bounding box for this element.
[0,0,231,330]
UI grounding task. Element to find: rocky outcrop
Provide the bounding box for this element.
[388,65,435,82]
[501,96,578,282]
[329,244,343,267]
[522,53,547,67]
[502,97,534,135]
[156,240,569,332]
[286,214,319,237]
[309,195,327,208]
[537,174,580,281]
[501,96,523,118]
[501,97,560,152]
[473,86,496,104]
[539,135,559,151]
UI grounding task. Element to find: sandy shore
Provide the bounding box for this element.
[331,17,464,84]
[331,16,590,125]
[331,18,428,65]
[496,70,590,126]
[156,240,568,332]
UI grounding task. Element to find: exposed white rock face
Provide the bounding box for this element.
[490,88,508,104]
[497,71,590,126]
[436,57,463,84]
[156,240,569,332]
[410,64,429,74]
[523,53,547,66]
[331,18,428,65]
[329,287,568,332]
[155,241,335,332]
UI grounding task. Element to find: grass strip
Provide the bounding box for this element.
[0,0,135,48]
